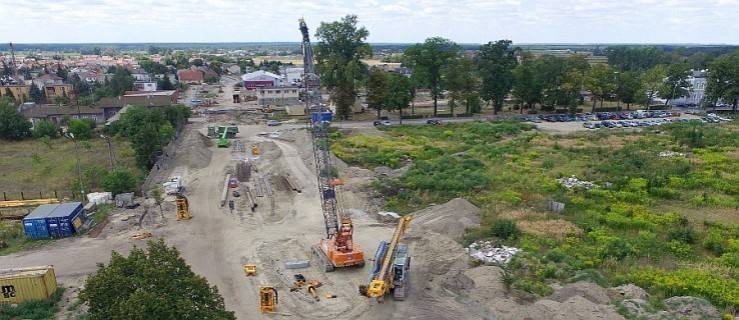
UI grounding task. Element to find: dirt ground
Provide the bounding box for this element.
[3,87,666,320]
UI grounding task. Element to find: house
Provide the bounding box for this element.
[251,86,300,106]
[22,105,106,127]
[0,84,31,101]
[222,63,241,74]
[97,90,179,121]
[131,68,151,82]
[44,84,74,102]
[203,68,219,81]
[134,81,157,92]
[177,69,204,84]
[241,70,283,89]
[672,70,707,106]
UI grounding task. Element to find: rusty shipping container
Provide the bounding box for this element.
[0,266,57,305]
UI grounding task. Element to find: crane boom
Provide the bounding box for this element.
[302,18,364,272]
[361,214,413,301]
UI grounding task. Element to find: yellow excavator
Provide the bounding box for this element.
[359,214,413,302]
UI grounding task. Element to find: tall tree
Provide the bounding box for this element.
[403,37,460,117]
[615,71,641,110]
[706,50,739,113]
[640,65,668,109]
[445,56,479,115]
[365,66,388,119]
[314,15,372,119]
[80,239,235,320]
[0,99,32,140]
[606,46,662,72]
[658,63,691,105]
[476,40,517,114]
[384,73,413,124]
[511,52,542,113]
[585,64,615,112]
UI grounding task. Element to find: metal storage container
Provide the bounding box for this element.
[45,202,84,238]
[22,204,59,239]
[0,266,57,305]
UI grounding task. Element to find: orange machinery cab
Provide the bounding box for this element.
[320,218,365,268]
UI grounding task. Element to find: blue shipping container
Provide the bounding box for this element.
[311,112,333,123]
[22,204,60,239]
[45,202,84,238]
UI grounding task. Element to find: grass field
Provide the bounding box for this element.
[331,120,739,308]
[0,136,138,201]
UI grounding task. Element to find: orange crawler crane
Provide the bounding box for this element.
[301,18,364,272]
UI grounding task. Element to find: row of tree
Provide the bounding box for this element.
[313,15,739,118]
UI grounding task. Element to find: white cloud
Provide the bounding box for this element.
[0,0,736,44]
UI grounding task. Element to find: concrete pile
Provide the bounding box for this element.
[557,176,599,189]
[467,241,521,265]
[659,151,685,157]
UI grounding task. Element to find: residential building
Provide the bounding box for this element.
[97,90,179,121]
[22,105,106,127]
[203,68,219,81]
[252,86,300,106]
[222,63,241,74]
[44,84,74,102]
[134,81,157,92]
[673,70,707,106]
[0,84,31,101]
[242,70,283,89]
[177,69,204,84]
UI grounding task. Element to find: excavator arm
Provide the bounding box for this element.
[361,214,413,302]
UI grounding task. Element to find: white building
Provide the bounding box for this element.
[673,70,707,106]
[241,70,284,89]
[250,86,300,106]
[284,67,305,85]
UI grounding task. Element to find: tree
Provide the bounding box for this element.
[4,87,15,102]
[706,50,739,113]
[32,120,58,139]
[476,40,517,114]
[0,99,32,140]
[108,66,135,96]
[404,37,460,116]
[101,167,137,196]
[607,46,662,72]
[384,73,413,123]
[80,239,235,320]
[314,15,372,119]
[641,65,667,108]
[132,122,162,169]
[150,186,164,218]
[29,84,44,103]
[585,64,615,112]
[68,119,93,140]
[658,63,691,105]
[366,66,388,119]
[445,56,480,115]
[615,71,641,110]
[160,74,174,90]
[511,52,542,113]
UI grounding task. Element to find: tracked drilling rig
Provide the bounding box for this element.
[300,18,364,272]
[360,214,413,302]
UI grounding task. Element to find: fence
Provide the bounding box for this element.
[0,190,75,202]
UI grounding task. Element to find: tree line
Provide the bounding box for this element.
[314,15,739,119]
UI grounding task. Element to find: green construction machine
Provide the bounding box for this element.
[208,126,239,139]
[217,129,230,148]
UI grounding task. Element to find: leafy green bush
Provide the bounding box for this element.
[490,219,520,240]
[67,119,94,139]
[102,167,137,196]
[667,226,697,244]
[32,120,58,139]
[0,287,64,320]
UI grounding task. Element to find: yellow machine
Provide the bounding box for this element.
[261,105,273,113]
[360,214,413,302]
[251,145,260,156]
[259,286,278,313]
[243,265,256,276]
[175,195,191,221]
[131,232,152,240]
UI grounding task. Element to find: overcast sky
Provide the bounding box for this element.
[2,0,738,45]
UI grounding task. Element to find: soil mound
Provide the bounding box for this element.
[177,129,212,170]
[412,198,481,239]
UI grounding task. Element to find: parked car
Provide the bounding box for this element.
[267,120,282,126]
[426,119,444,125]
[583,122,595,129]
[373,120,391,126]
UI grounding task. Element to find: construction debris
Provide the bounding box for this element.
[556,176,599,189]
[285,260,310,269]
[659,151,686,157]
[467,241,521,265]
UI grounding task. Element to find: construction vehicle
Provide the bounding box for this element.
[260,105,274,113]
[175,195,191,221]
[217,129,230,148]
[300,18,365,272]
[207,126,239,139]
[243,264,256,276]
[359,214,413,302]
[259,286,278,313]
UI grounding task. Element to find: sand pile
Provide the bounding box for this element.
[175,129,212,170]
[412,198,481,239]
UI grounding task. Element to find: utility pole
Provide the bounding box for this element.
[101,134,116,169]
[67,133,86,203]
[9,42,24,105]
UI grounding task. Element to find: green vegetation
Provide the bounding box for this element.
[0,221,51,255]
[0,99,32,140]
[332,120,739,309]
[81,239,235,320]
[101,167,137,196]
[0,287,65,320]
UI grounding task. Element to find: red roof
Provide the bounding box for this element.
[177,69,203,82]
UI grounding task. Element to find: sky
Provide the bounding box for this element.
[1,0,738,45]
